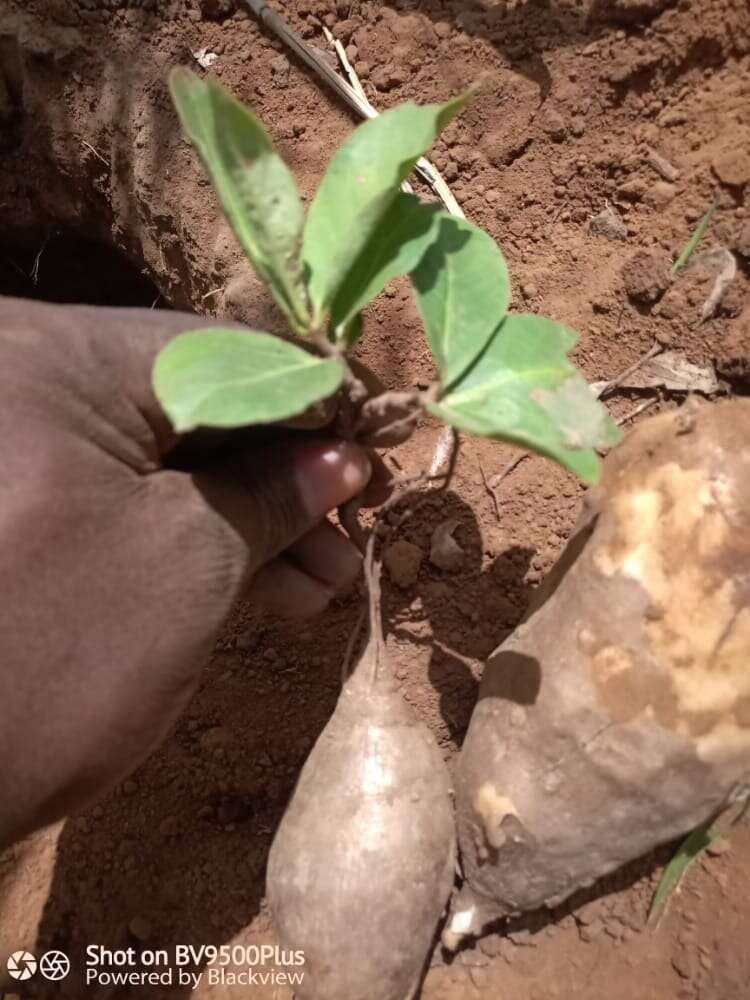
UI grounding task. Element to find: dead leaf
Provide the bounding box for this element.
[618,350,719,394]
[689,247,738,321]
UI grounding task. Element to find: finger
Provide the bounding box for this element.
[287,520,362,591]
[246,556,335,617]
[360,449,394,507]
[192,438,371,577]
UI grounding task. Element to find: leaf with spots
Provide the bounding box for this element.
[429,314,621,482]
[169,68,309,333]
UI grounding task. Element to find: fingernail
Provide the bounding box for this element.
[296,442,371,520]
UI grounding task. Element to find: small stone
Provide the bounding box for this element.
[522,282,538,299]
[619,177,646,201]
[621,250,671,303]
[539,107,567,141]
[590,204,628,241]
[122,780,138,796]
[713,148,750,188]
[570,115,585,137]
[270,54,290,87]
[128,916,152,941]
[333,17,356,41]
[481,128,530,168]
[384,539,424,588]
[371,64,406,91]
[646,181,676,209]
[643,145,679,182]
[655,329,674,347]
[429,519,465,572]
[434,20,451,37]
[579,917,605,942]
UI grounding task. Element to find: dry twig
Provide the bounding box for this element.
[242,0,464,218]
[592,342,662,399]
[479,458,501,519]
[615,396,659,426]
[489,452,528,489]
[81,139,109,167]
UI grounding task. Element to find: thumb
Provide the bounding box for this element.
[191,438,371,578]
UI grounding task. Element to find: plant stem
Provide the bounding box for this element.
[310,332,368,405]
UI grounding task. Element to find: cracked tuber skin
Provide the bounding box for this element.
[267,624,456,1000]
[445,400,750,945]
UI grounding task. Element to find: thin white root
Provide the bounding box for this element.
[429,425,456,478]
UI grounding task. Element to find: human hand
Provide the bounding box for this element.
[0,297,370,845]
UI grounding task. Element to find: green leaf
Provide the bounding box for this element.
[303,95,467,323]
[672,201,717,274]
[648,796,748,926]
[169,68,309,332]
[153,328,344,432]
[330,193,443,338]
[648,822,714,925]
[429,314,621,482]
[412,214,511,387]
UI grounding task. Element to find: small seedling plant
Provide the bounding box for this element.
[154,68,620,490]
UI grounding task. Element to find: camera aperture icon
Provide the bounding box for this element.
[7,950,37,981]
[40,950,71,981]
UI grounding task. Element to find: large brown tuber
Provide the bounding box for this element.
[267,564,455,999]
[445,399,750,945]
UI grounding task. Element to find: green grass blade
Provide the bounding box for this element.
[648,821,715,926]
[672,203,717,274]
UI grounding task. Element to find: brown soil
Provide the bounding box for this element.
[1,0,749,998]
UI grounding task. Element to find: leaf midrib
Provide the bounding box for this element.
[441,364,569,408]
